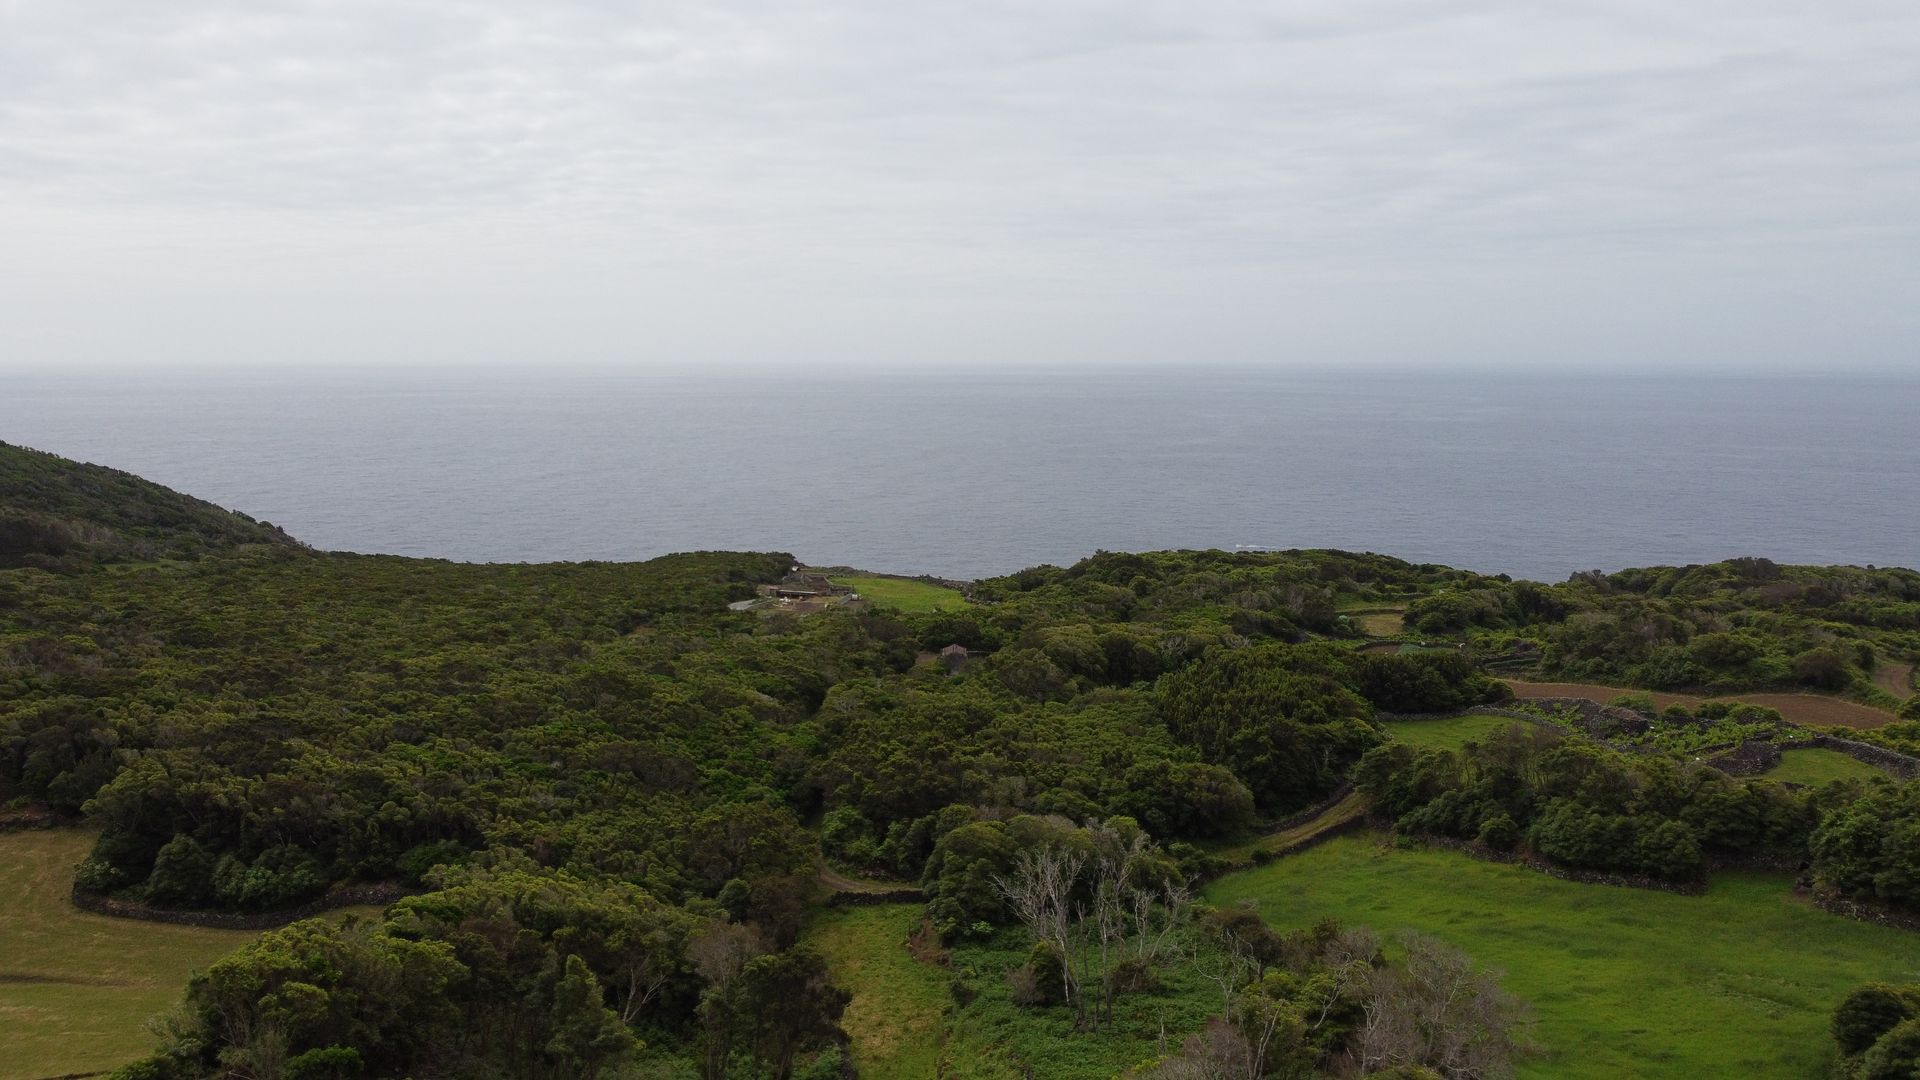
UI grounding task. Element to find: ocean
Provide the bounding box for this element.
[2,368,1914,582]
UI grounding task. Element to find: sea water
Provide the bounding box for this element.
[2,367,1914,582]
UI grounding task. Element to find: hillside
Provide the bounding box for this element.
[0,441,300,568]
[5,446,1920,1078]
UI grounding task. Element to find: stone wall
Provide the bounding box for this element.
[1260,781,1356,833]
[71,880,416,930]
[1704,734,1920,780]
[824,887,925,908]
[1809,889,1920,933]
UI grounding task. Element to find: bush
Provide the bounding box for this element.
[283,1046,363,1080]
[73,853,131,894]
[1009,940,1066,1006]
[396,841,469,885]
[212,845,328,910]
[1476,812,1520,852]
[1860,1017,1920,1080]
[1791,646,1854,691]
[1834,982,1920,1055]
[147,834,215,906]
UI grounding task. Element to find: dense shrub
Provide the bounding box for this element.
[1359,728,1805,883]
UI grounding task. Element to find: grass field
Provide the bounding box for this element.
[1763,747,1886,785]
[830,575,969,613]
[0,829,256,1080]
[1383,712,1541,752]
[801,904,948,1079]
[0,829,387,1080]
[1208,833,1920,1080]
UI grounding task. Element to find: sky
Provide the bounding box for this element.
[2,1,1917,373]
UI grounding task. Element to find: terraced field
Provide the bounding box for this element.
[1384,711,1543,752]
[1505,680,1894,729]
[1763,747,1886,785]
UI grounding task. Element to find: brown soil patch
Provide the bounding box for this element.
[1875,662,1914,701]
[1504,680,1896,730]
[1355,612,1405,637]
[906,916,949,967]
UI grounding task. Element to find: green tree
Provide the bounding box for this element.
[546,955,638,1079]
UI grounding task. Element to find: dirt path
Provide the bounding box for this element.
[1504,680,1896,730]
[1875,662,1914,701]
[1218,789,1372,863]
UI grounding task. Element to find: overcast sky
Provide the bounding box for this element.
[3,1,1916,372]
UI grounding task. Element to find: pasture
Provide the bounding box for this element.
[1764,747,1886,785]
[830,575,969,612]
[1207,833,1920,1080]
[1383,711,1541,752]
[0,829,254,1080]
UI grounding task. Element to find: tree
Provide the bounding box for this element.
[546,955,638,1080]
[1157,645,1379,812]
[736,949,850,1079]
[994,842,1088,1020]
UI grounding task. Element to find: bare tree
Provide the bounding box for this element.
[994,843,1088,1020]
[1138,1018,1255,1080]
[1306,926,1378,1034]
[1359,932,1529,1080]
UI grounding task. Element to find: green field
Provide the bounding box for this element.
[1763,747,1886,785]
[801,904,948,1079]
[830,575,969,612]
[0,830,256,1080]
[1384,711,1541,752]
[1207,833,1920,1079]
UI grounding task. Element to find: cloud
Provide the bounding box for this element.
[1,0,1916,370]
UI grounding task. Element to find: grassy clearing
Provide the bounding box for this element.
[830,575,969,613]
[1763,747,1886,785]
[1384,712,1541,752]
[940,930,1220,1079]
[0,829,256,1080]
[1208,832,1920,1080]
[801,904,948,1080]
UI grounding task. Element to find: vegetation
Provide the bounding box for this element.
[9,442,1920,1077]
[1831,981,1920,1078]
[1383,713,1540,753]
[0,441,297,569]
[1410,557,1920,705]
